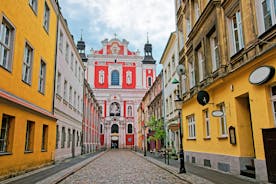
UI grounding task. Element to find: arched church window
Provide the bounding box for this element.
[127,106,133,117]
[126,71,132,85]
[111,70,120,85]
[127,124,133,134]
[111,124,119,133]
[148,77,152,87]
[110,102,120,116]
[99,70,104,84]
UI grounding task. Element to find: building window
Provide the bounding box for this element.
[59,31,63,52]
[69,86,72,104]
[172,55,175,69]
[111,124,119,133]
[41,125,48,151]
[74,91,76,108]
[70,53,74,70]
[76,131,79,147]
[67,129,71,148]
[29,0,38,13]
[38,60,46,94]
[25,121,34,152]
[188,59,195,88]
[194,0,200,21]
[63,80,67,101]
[22,43,33,84]
[57,72,61,96]
[100,124,103,134]
[0,114,14,153]
[169,95,173,113]
[210,33,219,72]
[148,77,152,87]
[78,67,81,81]
[181,75,187,94]
[111,70,120,85]
[188,114,196,138]
[126,71,132,85]
[75,60,77,77]
[56,125,59,149]
[218,103,227,136]
[228,10,244,55]
[186,13,191,38]
[0,17,14,71]
[271,86,276,125]
[203,110,210,138]
[127,106,133,117]
[197,49,205,82]
[99,70,104,84]
[65,43,69,62]
[43,2,50,32]
[61,127,65,148]
[77,95,80,110]
[128,124,133,134]
[179,31,185,50]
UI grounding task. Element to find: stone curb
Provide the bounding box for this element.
[36,151,106,184]
[133,151,215,184]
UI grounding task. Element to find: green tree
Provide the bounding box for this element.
[147,116,165,149]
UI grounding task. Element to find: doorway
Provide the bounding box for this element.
[263,128,276,183]
[111,140,118,149]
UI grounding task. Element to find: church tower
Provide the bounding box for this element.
[77,34,87,62]
[141,34,156,89]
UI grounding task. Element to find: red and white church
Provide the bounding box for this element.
[85,36,156,148]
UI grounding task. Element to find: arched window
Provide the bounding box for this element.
[111,70,119,85]
[110,102,120,116]
[99,70,104,84]
[127,124,133,134]
[126,71,132,85]
[127,106,133,117]
[100,124,103,134]
[111,124,119,133]
[148,77,152,87]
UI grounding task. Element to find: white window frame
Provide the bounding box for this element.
[228,10,244,55]
[0,115,12,152]
[69,86,72,104]
[127,106,133,117]
[70,53,74,70]
[65,43,69,62]
[188,114,196,139]
[59,30,63,52]
[57,72,61,95]
[210,33,219,72]
[29,0,38,13]
[218,103,227,136]
[63,80,67,100]
[38,60,46,94]
[0,16,14,71]
[256,0,276,34]
[43,2,50,32]
[189,59,195,88]
[204,110,210,138]
[74,91,76,108]
[22,43,33,84]
[197,49,205,82]
[181,75,187,94]
[75,60,77,77]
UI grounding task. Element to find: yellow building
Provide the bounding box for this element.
[175,0,276,182]
[0,0,58,179]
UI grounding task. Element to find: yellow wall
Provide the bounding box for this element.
[0,0,57,112]
[182,48,276,160]
[0,0,58,178]
[0,100,56,177]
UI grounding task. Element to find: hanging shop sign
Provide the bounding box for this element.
[249,66,275,85]
[111,136,119,141]
[212,110,224,117]
[197,90,210,106]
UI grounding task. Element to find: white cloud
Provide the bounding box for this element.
[59,0,176,73]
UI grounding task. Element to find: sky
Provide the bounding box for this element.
[58,0,176,74]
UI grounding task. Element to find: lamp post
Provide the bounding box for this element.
[144,125,147,156]
[173,78,186,174]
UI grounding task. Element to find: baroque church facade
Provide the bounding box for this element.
[84,37,156,148]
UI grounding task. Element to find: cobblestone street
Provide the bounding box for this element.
[59,150,188,184]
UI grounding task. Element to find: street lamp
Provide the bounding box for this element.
[143,125,147,156]
[172,78,186,174]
